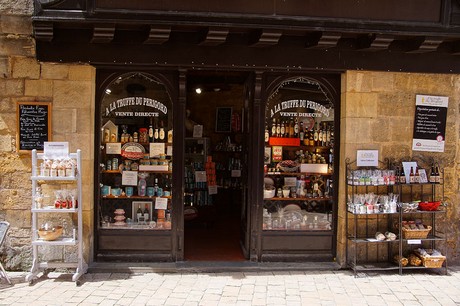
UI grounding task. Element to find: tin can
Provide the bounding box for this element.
[112,158,118,170]
[106,160,112,171]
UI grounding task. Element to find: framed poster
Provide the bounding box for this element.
[16,102,52,153]
[215,107,232,132]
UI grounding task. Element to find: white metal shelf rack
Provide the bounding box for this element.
[26,149,87,285]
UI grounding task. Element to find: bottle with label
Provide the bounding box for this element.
[136,204,143,223]
[143,204,150,223]
[399,166,406,184]
[429,164,436,183]
[294,117,299,137]
[299,121,304,141]
[313,123,319,145]
[289,118,294,137]
[309,128,315,146]
[318,125,323,146]
[154,119,159,140]
[280,120,285,137]
[326,124,331,146]
[271,118,277,137]
[276,119,281,137]
[159,121,165,141]
[148,119,154,142]
[153,178,159,196]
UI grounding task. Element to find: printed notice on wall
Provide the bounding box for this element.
[412,95,448,152]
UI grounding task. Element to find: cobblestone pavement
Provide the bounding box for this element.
[0,267,459,305]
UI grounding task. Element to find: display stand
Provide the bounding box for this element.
[345,158,447,276]
[25,149,87,285]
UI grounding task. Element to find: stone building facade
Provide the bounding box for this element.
[0,1,459,270]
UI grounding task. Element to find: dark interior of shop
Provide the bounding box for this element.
[184,71,248,261]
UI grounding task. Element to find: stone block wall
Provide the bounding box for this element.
[338,71,460,266]
[0,12,95,270]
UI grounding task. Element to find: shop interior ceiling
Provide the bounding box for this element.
[32,1,460,73]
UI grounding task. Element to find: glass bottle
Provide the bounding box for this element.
[299,121,304,141]
[399,166,406,184]
[271,118,277,137]
[138,173,147,196]
[276,119,281,137]
[143,204,150,223]
[159,121,165,141]
[148,119,154,142]
[264,125,269,143]
[409,167,415,184]
[136,204,143,223]
[294,117,299,137]
[280,120,285,137]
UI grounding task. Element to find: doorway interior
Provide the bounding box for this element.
[183,71,249,261]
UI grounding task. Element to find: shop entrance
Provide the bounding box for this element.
[183,71,251,261]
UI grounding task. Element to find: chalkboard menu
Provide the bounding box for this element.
[17,102,52,152]
[215,107,232,132]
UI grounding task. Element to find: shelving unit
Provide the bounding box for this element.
[26,149,87,285]
[345,159,447,276]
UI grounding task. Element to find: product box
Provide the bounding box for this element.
[300,163,328,174]
[138,165,169,172]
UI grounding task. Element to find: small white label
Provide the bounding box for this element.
[122,171,138,186]
[106,143,121,155]
[407,239,422,245]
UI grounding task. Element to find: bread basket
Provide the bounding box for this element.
[38,225,63,241]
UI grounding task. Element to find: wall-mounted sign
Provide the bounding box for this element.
[215,107,232,132]
[412,94,448,152]
[17,102,52,152]
[357,150,379,167]
[104,97,168,117]
[269,99,331,118]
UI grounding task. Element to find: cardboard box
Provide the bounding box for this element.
[300,163,328,174]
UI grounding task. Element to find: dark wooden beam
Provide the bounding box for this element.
[200,27,229,46]
[144,26,171,44]
[406,36,444,53]
[306,32,341,49]
[91,24,115,43]
[250,29,282,47]
[33,21,54,41]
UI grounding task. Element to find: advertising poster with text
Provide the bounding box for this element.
[412,94,448,152]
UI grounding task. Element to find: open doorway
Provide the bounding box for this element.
[183,71,249,261]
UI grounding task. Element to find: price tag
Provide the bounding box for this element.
[155,197,168,210]
[208,185,218,195]
[231,170,241,178]
[284,177,297,187]
[407,239,422,245]
[195,171,207,183]
[44,142,69,158]
[150,143,165,158]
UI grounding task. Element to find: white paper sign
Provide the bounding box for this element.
[208,185,218,195]
[407,239,422,245]
[155,197,168,209]
[122,171,138,186]
[106,142,121,155]
[44,142,69,158]
[149,143,165,157]
[402,161,417,183]
[193,125,203,138]
[195,171,207,183]
[357,150,379,167]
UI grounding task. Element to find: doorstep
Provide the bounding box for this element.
[88,261,341,273]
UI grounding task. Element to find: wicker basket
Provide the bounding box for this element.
[402,225,432,239]
[38,226,63,241]
[415,249,446,268]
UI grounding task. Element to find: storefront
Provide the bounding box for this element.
[21,0,460,268]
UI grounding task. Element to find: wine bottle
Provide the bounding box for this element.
[299,121,304,141]
[313,123,319,145]
[276,119,281,137]
[399,166,406,184]
[136,204,143,223]
[309,128,315,146]
[294,118,299,137]
[143,204,150,223]
[271,118,276,137]
[429,164,436,183]
[289,118,294,137]
[148,118,154,142]
[159,121,165,141]
[280,120,285,137]
[435,166,440,183]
